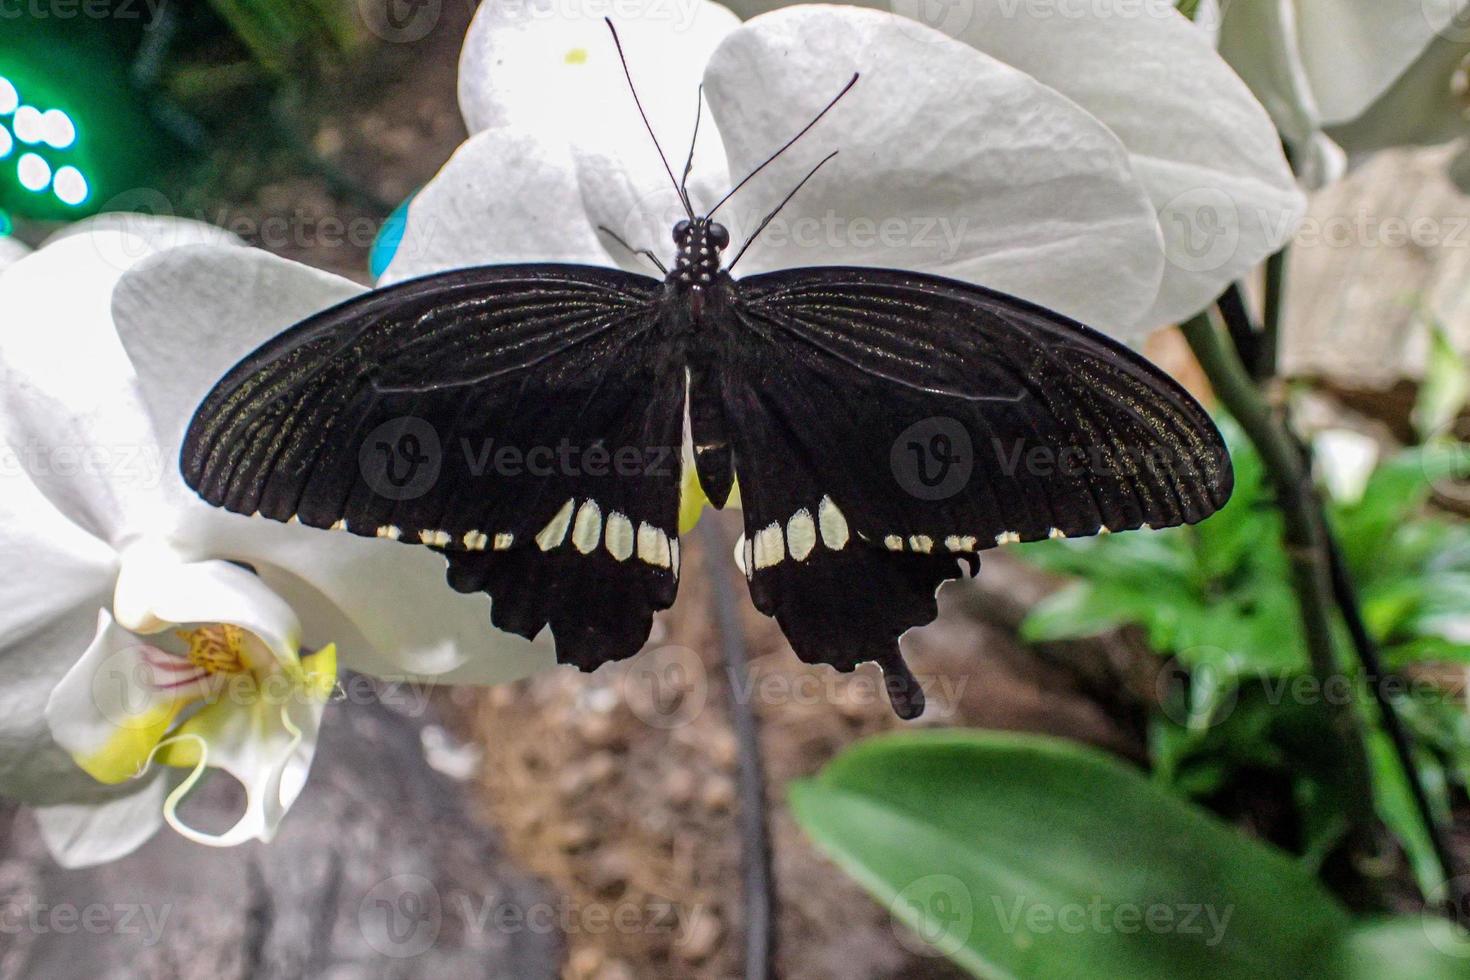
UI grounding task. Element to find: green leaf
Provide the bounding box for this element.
[1412,325,1470,442]
[1020,583,1129,642]
[1343,918,1470,979]
[790,730,1357,979]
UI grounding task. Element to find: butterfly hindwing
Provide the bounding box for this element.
[708,266,1232,684]
[183,264,686,668]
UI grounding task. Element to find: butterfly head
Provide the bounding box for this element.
[672,217,730,286]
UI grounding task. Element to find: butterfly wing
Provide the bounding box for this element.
[713,266,1232,709]
[183,264,686,668]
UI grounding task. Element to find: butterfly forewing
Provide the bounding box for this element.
[182,264,687,668]
[704,266,1231,676]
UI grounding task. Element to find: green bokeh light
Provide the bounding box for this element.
[0,73,91,212]
[0,17,183,223]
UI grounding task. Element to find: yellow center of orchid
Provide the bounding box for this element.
[180,624,249,675]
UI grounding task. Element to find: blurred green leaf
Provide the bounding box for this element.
[791,731,1378,979]
[1413,326,1469,442]
[1343,918,1470,978]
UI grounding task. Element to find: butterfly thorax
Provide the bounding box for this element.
[669,218,730,290]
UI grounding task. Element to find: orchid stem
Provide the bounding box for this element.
[1260,246,1287,380]
[700,519,777,980]
[1324,530,1469,925]
[1180,310,1380,889]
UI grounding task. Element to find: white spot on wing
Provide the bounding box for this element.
[755,523,784,569]
[537,499,575,551]
[605,512,635,561]
[818,496,848,550]
[420,530,451,547]
[733,534,748,575]
[572,499,603,555]
[945,535,977,552]
[464,530,488,551]
[996,531,1021,546]
[494,532,515,550]
[671,539,681,576]
[377,525,402,540]
[787,509,816,561]
[330,519,348,532]
[909,535,934,554]
[637,522,671,568]
[1048,527,1065,540]
[883,535,903,551]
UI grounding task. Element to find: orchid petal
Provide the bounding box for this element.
[1328,35,1470,155]
[0,236,29,270]
[45,610,199,786]
[1292,0,1469,125]
[113,245,557,682]
[151,666,326,847]
[454,0,739,272]
[113,548,305,671]
[383,129,611,282]
[840,0,1304,327]
[31,775,167,869]
[705,7,1164,335]
[0,457,118,805]
[0,220,239,543]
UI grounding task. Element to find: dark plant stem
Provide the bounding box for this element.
[1324,532,1469,924]
[1218,284,1261,378]
[1260,247,1287,380]
[701,519,777,980]
[1180,312,1380,871]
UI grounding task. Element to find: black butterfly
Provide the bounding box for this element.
[181,24,1231,718]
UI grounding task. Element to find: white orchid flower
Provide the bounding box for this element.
[0,235,28,270]
[1214,0,1470,187]
[398,0,1300,340]
[0,218,554,867]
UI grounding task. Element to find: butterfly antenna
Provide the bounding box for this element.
[679,84,703,208]
[606,18,695,220]
[727,150,838,271]
[706,72,857,221]
[597,225,669,274]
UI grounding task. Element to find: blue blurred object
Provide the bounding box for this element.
[371,194,415,280]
